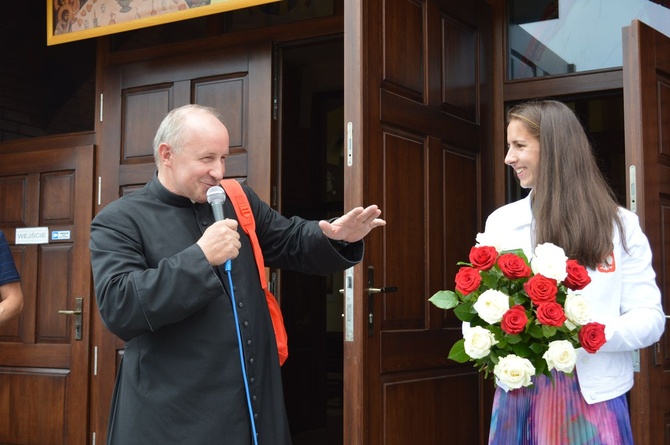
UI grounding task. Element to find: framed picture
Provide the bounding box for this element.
[47,0,280,45]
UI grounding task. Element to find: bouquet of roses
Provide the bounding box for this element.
[429,236,607,391]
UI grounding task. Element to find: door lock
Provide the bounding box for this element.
[366,266,398,336]
[58,297,83,341]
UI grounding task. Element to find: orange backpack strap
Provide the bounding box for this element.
[221,179,267,290]
[220,179,288,366]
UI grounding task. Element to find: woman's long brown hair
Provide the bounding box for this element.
[507,100,625,269]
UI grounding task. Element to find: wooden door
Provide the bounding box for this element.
[90,41,272,443]
[623,19,670,445]
[343,0,494,444]
[0,135,94,445]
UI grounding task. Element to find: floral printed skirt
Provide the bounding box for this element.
[488,370,633,445]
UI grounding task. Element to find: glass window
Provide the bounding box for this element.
[507,0,670,80]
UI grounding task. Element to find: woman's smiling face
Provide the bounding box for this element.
[505,119,540,189]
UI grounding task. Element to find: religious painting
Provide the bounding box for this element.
[47,0,280,45]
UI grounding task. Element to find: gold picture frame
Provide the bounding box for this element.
[47,0,280,45]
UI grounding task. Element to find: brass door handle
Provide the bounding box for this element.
[58,309,82,315]
[366,286,398,294]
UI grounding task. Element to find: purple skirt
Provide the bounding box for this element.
[488,370,633,445]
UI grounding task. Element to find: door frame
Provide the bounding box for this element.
[623,19,670,445]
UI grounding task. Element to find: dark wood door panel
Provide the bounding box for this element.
[0,368,69,445]
[121,86,173,162]
[112,48,264,192]
[382,0,424,100]
[382,373,480,445]
[376,130,427,328]
[379,329,459,372]
[381,0,481,123]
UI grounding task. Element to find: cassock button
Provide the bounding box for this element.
[249,357,254,364]
[247,339,252,345]
[238,302,244,308]
[250,377,255,383]
[243,321,249,327]
[252,395,257,401]
[254,413,258,419]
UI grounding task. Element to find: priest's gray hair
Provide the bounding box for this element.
[153,104,224,167]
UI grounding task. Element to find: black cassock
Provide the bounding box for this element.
[90,175,363,445]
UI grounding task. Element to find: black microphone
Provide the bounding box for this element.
[207,186,226,221]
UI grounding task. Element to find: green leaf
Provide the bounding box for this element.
[448,339,470,363]
[428,290,459,310]
[511,293,527,306]
[505,334,522,344]
[542,325,557,338]
[481,270,503,288]
[529,342,545,355]
[528,326,544,339]
[488,325,504,337]
[454,302,475,322]
[509,342,533,357]
[535,359,548,377]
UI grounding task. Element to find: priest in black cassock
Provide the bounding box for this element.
[89,104,385,445]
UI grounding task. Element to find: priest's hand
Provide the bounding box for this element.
[319,205,386,243]
[197,219,241,266]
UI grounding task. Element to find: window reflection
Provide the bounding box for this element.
[508,0,670,80]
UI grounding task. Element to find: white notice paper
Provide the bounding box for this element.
[15,227,49,244]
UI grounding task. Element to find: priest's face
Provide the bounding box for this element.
[158,112,230,203]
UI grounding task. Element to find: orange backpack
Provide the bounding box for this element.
[221,179,288,366]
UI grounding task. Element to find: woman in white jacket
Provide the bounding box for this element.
[487,100,665,444]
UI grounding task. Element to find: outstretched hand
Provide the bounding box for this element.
[318,205,386,243]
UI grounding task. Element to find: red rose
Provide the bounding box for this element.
[469,245,498,271]
[501,305,528,335]
[579,322,607,353]
[564,259,592,291]
[535,302,567,327]
[454,267,481,295]
[497,253,532,279]
[524,274,558,305]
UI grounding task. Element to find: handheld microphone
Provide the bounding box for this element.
[206,186,231,271]
[206,186,226,221]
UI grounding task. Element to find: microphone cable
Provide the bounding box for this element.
[224,260,260,445]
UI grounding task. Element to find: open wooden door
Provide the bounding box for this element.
[343,1,494,444]
[623,19,670,445]
[0,134,94,445]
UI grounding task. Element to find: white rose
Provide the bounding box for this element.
[564,292,591,328]
[493,354,536,390]
[531,243,568,281]
[543,340,577,373]
[473,289,510,324]
[463,325,498,359]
